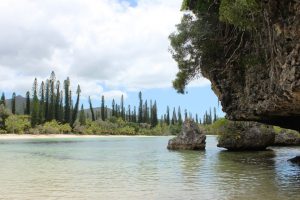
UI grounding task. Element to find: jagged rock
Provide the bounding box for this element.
[200,1,300,131]
[167,119,206,150]
[288,156,300,165]
[274,130,300,146]
[217,121,275,151]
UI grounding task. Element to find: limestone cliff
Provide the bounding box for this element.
[201,1,300,131]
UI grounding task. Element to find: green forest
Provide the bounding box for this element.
[0,71,219,135]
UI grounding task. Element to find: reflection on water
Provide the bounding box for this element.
[0,136,299,200]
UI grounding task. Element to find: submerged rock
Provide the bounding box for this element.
[217,121,275,151]
[274,130,300,146]
[288,156,300,165]
[167,119,206,150]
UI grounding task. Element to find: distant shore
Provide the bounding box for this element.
[0,134,165,140]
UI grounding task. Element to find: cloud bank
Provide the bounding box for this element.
[0,0,209,98]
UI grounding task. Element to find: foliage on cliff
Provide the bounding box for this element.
[170,0,278,93]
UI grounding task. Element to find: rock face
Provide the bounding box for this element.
[274,130,300,146]
[167,119,206,150]
[217,122,275,151]
[200,1,300,131]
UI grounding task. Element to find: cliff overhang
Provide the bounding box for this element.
[203,1,300,131]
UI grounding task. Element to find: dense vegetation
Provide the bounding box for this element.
[0,72,220,135]
[169,0,274,93]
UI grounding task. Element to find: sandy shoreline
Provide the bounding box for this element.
[0,134,163,140]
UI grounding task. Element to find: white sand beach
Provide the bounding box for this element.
[0,134,159,140]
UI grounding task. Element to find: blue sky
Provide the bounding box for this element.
[118,0,138,7]
[84,85,224,120]
[0,0,225,120]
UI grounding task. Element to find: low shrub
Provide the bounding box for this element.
[41,120,72,134]
[0,129,7,134]
[5,115,30,134]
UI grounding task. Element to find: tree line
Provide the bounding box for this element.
[0,71,219,133]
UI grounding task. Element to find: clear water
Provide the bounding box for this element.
[0,136,299,200]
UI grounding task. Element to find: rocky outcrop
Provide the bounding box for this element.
[200,1,300,131]
[288,156,300,165]
[274,130,300,146]
[217,121,275,151]
[167,119,206,150]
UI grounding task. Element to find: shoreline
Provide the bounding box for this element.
[0,134,169,140]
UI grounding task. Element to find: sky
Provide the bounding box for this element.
[0,0,224,119]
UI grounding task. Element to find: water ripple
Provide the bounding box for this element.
[0,136,299,200]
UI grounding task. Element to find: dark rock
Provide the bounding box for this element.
[199,1,300,131]
[288,156,300,165]
[217,121,275,151]
[274,130,300,146]
[167,119,206,150]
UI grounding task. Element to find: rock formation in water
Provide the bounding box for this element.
[170,1,300,131]
[167,119,206,150]
[217,121,275,151]
[274,130,300,146]
[201,1,300,131]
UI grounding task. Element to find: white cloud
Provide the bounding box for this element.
[102,90,128,101]
[0,0,209,99]
[188,78,211,88]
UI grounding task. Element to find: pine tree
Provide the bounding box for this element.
[112,99,115,117]
[121,94,125,120]
[45,79,49,121]
[196,114,199,124]
[149,100,153,123]
[160,115,164,127]
[64,77,70,123]
[11,92,16,114]
[88,96,95,121]
[143,100,148,123]
[151,101,158,127]
[55,81,60,121]
[49,71,56,120]
[96,111,100,120]
[69,90,73,124]
[213,107,217,122]
[101,95,105,121]
[171,107,177,125]
[105,106,108,120]
[31,78,39,127]
[0,92,5,106]
[128,105,131,122]
[25,91,30,115]
[138,91,143,123]
[59,90,64,122]
[116,105,119,118]
[79,104,86,125]
[153,101,158,127]
[205,111,208,125]
[133,106,137,123]
[71,85,81,127]
[209,108,212,124]
[178,106,182,125]
[166,106,170,125]
[184,109,188,121]
[38,81,45,123]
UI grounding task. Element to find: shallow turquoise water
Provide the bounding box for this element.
[0,136,299,200]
